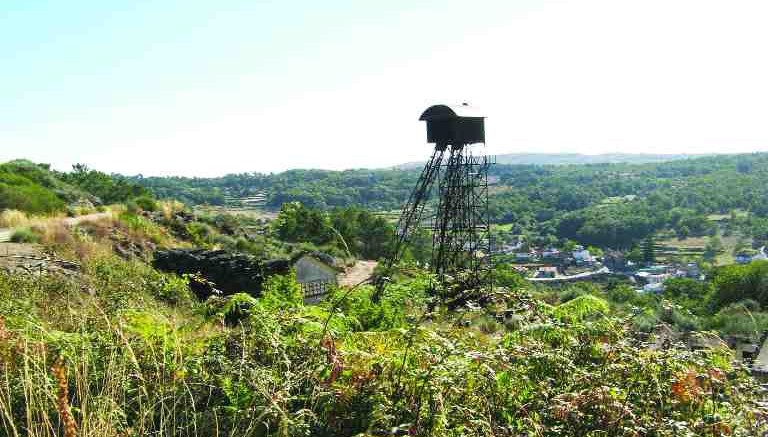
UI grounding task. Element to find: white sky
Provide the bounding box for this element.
[2,0,768,176]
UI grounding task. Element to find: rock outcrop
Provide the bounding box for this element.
[153,248,290,299]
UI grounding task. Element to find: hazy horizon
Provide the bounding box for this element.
[2,150,733,178]
[3,1,768,176]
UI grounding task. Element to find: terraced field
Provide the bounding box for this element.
[656,232,746,265]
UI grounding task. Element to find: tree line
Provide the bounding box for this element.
[128,153,768,249]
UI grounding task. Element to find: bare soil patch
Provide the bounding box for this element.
[338,260,378,287]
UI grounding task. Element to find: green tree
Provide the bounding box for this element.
[710,261,768,309]
[607,283,636,303]
[705,235,723,260]
[642,235,656,264]
[626,246,643,263]
[64,163,148,204]
[273,201,332,245]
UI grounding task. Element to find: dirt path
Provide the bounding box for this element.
[338,260,378,287]
[0,212,111,244]
[753,337,768,373]
[0,212,111,275]
[62,212,112,226]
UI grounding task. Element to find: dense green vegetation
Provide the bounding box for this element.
[492,152,706,166]
[0,160,73,214]
[529,259,768,344]
[2,234,766,436]
[60,164,150,205]
[0,160,150,215]
[274,202,395,260]
[130,153,768,249]
[131,168,418,209]
[489,153,768,248]
[3,158,768,435]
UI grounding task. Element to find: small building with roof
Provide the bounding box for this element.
[293,252,339,303]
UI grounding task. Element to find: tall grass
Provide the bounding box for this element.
[1,222,767,436]
[159,200,185,221]
[0,210,29,228]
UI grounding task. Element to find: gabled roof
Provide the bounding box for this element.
[291,250,339,270]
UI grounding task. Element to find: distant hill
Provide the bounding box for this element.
[494,153,710,166]
[394,152,709,169]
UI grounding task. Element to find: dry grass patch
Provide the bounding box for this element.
[0,209,29,228]
[159,200,185,220]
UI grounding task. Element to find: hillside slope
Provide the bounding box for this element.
[1,208,766,435]
[0,159,149,215]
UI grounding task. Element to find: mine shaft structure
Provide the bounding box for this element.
[375,104,493,300]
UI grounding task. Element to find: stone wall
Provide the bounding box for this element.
[153,248,290,299]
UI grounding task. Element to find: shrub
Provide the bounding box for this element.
[553,294,609,322]
[213,233,236,248]
[125,199,139,214]
[219,292,260,326]
[118,211,170,245]
[133,195,158,212]
[152,274,192,304]
[10,227,38,243]
[707,302,768,339]
[668,308,701,331]
[258,271,304,310]
[493,263,526,290]
[0,182,65,214]
[159,200,185,220]
[472,314,502,334]
[1,265,767,436]
[558,286,587,303]
[632,307,660,332]
[186,222,216,247]
[323,274,429,331]
[234,237,267,256]
[607,284,636,303]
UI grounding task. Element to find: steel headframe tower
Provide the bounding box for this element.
[374,103,493,300]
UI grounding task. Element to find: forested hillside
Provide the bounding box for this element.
[131,153,768,249]
[0,160,149,214]
[395,152,706,169]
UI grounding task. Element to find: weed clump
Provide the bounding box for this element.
[10,227,38,243]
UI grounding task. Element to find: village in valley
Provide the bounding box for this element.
[495,210,768,292]
[498,239,765,290]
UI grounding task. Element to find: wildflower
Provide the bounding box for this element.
[51,357,77,437]
[321,335,343,385]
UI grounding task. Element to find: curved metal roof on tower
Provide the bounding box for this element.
[419,103,484,121]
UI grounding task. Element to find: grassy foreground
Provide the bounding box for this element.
[0,215,767,436]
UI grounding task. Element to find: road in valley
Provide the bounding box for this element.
[527,266,610,282]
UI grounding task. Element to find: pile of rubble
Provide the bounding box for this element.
[0,244,81,278]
